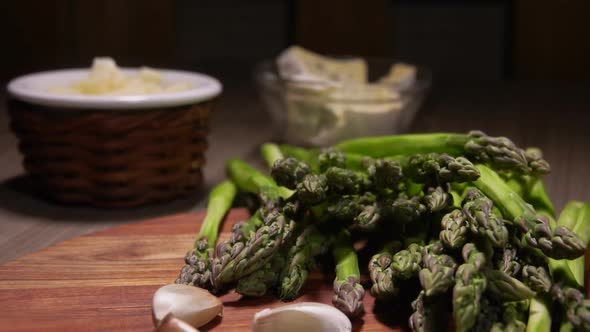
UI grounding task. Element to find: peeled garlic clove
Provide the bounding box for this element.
[252,302,352,332]
[155,313,200,332]
[152,284,222,328]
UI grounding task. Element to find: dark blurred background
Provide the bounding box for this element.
[1,0,589,86]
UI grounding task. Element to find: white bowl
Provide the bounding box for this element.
[7,68,222,110]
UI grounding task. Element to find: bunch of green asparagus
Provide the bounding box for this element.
[175,131,590,331]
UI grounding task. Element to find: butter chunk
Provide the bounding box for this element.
[277,46,367,85]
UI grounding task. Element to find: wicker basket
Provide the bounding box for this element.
[8,99,214,207]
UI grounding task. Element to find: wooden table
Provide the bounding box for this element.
[0,81,589,264]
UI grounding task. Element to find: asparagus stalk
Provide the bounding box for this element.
[369,241,400,299]
[409,291,430,332]
[543,202,590,331]
[405,153,481,186]
[423,186,453,213]
[440,209,469,249]
[498,247,522,277]
[209,212,264,292]
[392,243,424,280]
[485,268,536,302]
[473,297,503,332]
[491,300,529,332]
[332,231,365,318]
[260,143,284,169]
[318,147,347,172]
[390,194,427,225]
[453,243,487,332]
[279,144,320,171]
[335,131,550,175]
[472,165,585,260]
[560,202,590,286]
[212,208,294,288]
[505,174,556,332]
[209,160,297,291]
[462,188,510,248]
[235,252,285,297]
[278,225,331,300]
[227,159,293,205]
[526,295,552,332]
[176,180,237,288]
[419,242,458,296]
[271,157,312,189]
[370,242,423,300]
[367,158,403,192]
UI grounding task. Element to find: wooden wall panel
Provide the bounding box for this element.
[1,1,72,81]
[294,0,392,57]
[0,0,174,83]
[73,0,174,67]
[515,0,590,79]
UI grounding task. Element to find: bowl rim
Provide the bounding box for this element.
[7,68,222,110]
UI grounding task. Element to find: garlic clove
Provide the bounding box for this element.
[152,284,223,328]
[252,302,352,332]
[155,313,200,332]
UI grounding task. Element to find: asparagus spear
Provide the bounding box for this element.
[497,247,522,277]
[462,188,510,248]
[332,231,365,318]
[271,157,312,189]
[531,202,590,332]
[278,225,331,300]
[279,144,320,171]
[370,242,423,300]
[260,142,285,167]
[318,147,347,172]
[423,186,453,213]
[485,267,536,302]
[409,291,430,332]
[491,300,529,332]
[390,194,427,225]
[209,212,264,293]
[440,209,469,249]
[505,173,556,332]
[472,165,585,260]
[227,158,293,205]
[453,243,487,332]
[335,131,550,175]
[367,158,403,192]
[419,242,458,296]
[473,297,503,332]
[176,180,237,288]
[405,153,481,186]
[235,252,285,297]
[392,243,424,280]
[325,166,369,195]
[209,160,296,290]
[369,241,400,299]
[558,202,590,287]
[234,139,301,297]
[550,284,590,332]
[526,295,552,332]
[212,208,294,288]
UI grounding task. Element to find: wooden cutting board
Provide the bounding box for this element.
[0,209,588,331]
[0,208,411,332]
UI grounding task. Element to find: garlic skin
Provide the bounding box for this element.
[152,284,222,328]
[252,302,352,332]
[155,313,200,332]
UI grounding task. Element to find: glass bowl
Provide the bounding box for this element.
[254,57,431,147]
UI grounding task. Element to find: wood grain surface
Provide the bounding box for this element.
[0,208,396,331]
[0,208,589,331]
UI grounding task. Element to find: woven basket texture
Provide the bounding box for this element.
[8,99,214,207]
